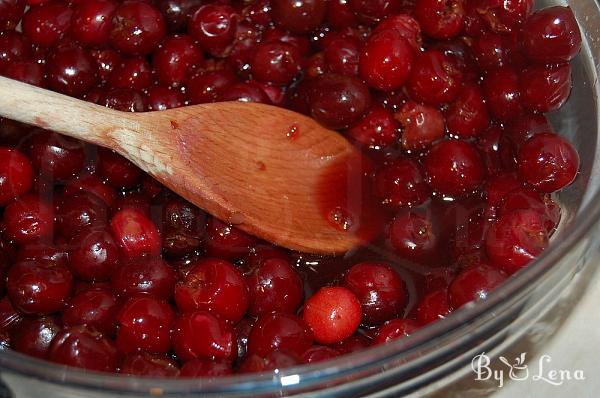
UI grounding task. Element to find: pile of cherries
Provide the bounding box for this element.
[0,0,582,378]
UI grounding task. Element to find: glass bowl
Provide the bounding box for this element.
[1,0,599,396]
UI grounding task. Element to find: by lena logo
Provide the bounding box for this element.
[471,352,585,388]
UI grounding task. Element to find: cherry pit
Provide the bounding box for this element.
[0,0,582,378]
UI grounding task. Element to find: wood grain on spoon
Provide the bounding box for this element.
[0,76,383,254]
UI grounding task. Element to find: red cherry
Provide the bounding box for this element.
[172,311,236,362]
[448,263,507,308]
[48,326,118,372]
[373,319,419,344]
[303,287,362,345]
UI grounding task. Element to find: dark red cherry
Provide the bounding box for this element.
[486,208,549,275]
[110,208,161,259]
[174,257,249,323]
[271,0,327,34]
[359,29,414,91]
[521,6,581,64]
[28,131,86,180]
[517,133,579,193]
[188,4,238,56]
[0,0,25,31]
[396,101,445,151]
[448,263,507,308]
[108,56,153,92]
[347,106,399,149]
[116,295,175,354]
[204,217,256,261]
[445,84,490,138]
[172,310,236,362]
[342,262,406,325]
[482,66,523,121]
[247,312,313,357]
[48,326,118,372]
[3,194,54,244]
[56,192,108,239]
[111,257,176,301]
[109,1,166,55]
[0,31,32,73]
[7,261,73,315]
[251,42,304,86]
[424,140,485,197]
[246,258,303,316]
[374,159,430,208]
[414,0,464,39]
[62,286,119,336]
[10,315,62,358]
[387,209,439,264]
[71,0,118,48]
[0,147,34,206]
[407,50,463,105]
[416,288,451,325]
[520,64,572,113]
[22,1,73,48]
[153,34,203,87]
[308,73,371,129]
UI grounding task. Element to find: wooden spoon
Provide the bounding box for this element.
[0,76,383,254]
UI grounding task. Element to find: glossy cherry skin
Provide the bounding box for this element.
[521,6,581,64]
[110,208,161,259]
[445,84,490,138]
[71,0,118,48]
[109,1,166,55]
[97,148,142,189]
[424,140,485,198]
[486,209,549,274]
[0,31,32,73]
[347,106,399,149]
[323,34,360,76]
[204,217,256,261]
[172,310,236,362]
[180,358,233,377]
[108,56,153,91]
[0,147,34,206]
[372,14,422,52]
[68,228,120,281]
[387,209,439,264]
[120,352,180,377]
[153,34,203,87]
[251,42,304,86]
[62,286,119,336]
[416,288,452,325]
[349,0,403,24]
[161,196,206,257]
[7,260,73,315]
[271,0,327,34]
[414,0,464,39]
[520,64,572,113]
[342,262,407,325]
[10,315,62,358]
[186,70,237,104]
[22,1,73,48]
[373,319,419,345]
[497,187,560,233]
[28,131,86,181]
[111,257,176,301]
[63,174,117,207]
[374,159,430,208]
[116,295,175,354]
[0,0,25,31]
[48,326,118,372]
[482,66,524,121]
[303,286,362,345]
[247,312,313,357]
[407,50,462,105]
[158,0,203,33]
[308,73,371,129]
[0,297,22,334]
[245,258,303,317]
[517,133,579,193]
[188,4,238,56]
[101,88,146,112]
[56,192,108,239]
[2,59,45,87]
[174,258,249,323]
[397,100,445,151]
[3,194,54,244]
[359,29,414,91]
[448,263,507,308]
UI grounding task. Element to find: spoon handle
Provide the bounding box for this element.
[0,76,136,147]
